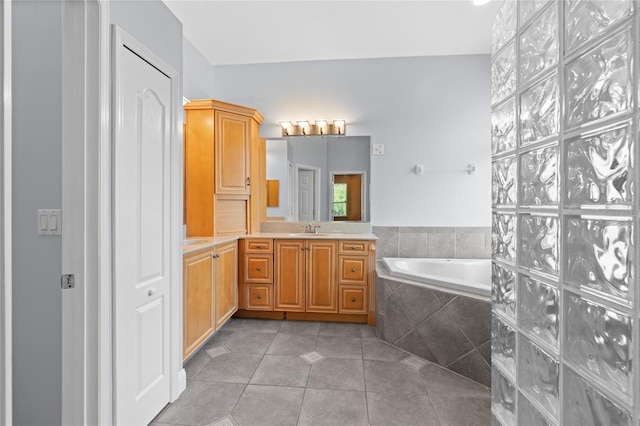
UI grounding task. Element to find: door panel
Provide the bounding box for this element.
[215,111,250,194]
[306,240,338,313]
[114,46,171,425]
[274,240,305,312]
[215,242,238,329]
[183,251,215,359]
[298,170,314,221]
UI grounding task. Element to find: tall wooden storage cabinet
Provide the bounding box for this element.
[184,99,264,236]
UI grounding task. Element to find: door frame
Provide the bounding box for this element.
[60,3,185,424]
[0,0,12,423]
[295,164,321,221]
[329,171,367,221]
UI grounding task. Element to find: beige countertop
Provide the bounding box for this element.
[183,232,378,254]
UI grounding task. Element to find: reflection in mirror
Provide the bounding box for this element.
[266,136,370,222]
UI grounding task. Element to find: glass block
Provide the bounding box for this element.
[518,392,553,426]
[565,292,632,397]
[566,216,633,301]
[492,0,517,54]
[520,4,558,84]
[492,263,516,318]
[520,0,549,27]
[492,41,516,105]
[520,144,558,206]
[520,75,559,146]
[492,99,516,155]
[492,314,516,375]
[492,156,517,206]
[566,0,633,53]
[564,367,632,426]
[566,121,633,207]
[493,213,516,262]
[519,275,559,347]
[518,335,559,416]
[492,368,516,425]
[566,29,633,130]
[520,214,558,275]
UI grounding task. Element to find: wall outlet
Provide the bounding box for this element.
[372,144,385,155]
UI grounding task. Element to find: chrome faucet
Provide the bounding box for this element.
[304,222,321,234]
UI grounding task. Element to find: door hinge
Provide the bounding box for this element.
[61,274,75,289]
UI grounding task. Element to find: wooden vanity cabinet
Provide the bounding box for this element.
[183,248,215,360]
[239,239,274,311]
[214,242,239,330]
[274,239,338,313]
[184,99,264,237]
[183,241,238,360]
[237,237,377,325]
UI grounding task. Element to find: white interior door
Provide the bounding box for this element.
[114,45,172,425]
[298,169,315,221]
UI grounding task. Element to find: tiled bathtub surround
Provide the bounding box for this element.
[375,270,491,387]
[491,1,638,425]
[372,226,491,259]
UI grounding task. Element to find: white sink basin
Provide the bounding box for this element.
[183,239,210,247]
[287,233,330,237]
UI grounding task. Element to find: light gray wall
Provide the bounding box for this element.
[110,1,183,76]
[12,2,183,425]
[183,37,213,100]
[266,140,288,218]
[212,55,491,226]
[13,2,63,424]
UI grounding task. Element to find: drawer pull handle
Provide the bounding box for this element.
[351,268,356,272]
[351,246,356,249]
[351,297,356,302]
[257,295,262,299]
[256,266,261,271]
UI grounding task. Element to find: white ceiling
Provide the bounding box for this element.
[163,0,500,66]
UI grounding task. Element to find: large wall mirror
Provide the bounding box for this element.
[266,136,370,222]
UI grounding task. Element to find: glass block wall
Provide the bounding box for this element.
[491,0,638,424]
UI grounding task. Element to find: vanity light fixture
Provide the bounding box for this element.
[278,119,347,136]
[298,121,310,136]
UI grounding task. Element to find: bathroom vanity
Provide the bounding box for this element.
[237,235,377,324]
[182,98,377,361]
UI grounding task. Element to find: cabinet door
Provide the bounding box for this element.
[306,240,338,313]
[183,249,215,360]
[215,110,251,195]
[214,241,238,330]
[274,240,305,312]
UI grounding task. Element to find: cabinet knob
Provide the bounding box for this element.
[256,245,264,248]
[148,288,156,297]
[256,266,261,271]
[351,297,356,302]
[351,268,356,273]
[351,246,356,250]
[257,295,262,300]
[246,177,251,187]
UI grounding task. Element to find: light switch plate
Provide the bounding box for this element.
[372,144,385,155]
[37,209,62,236]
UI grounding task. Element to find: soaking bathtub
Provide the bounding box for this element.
[375,257,492,386]
[381,257,491,299]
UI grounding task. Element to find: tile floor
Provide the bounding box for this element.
[152,318,490,426]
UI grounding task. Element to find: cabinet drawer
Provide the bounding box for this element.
[245,284,274,310]
[244,254,273,283]
[339,256,367,285]
[339,286,368,314]
[339,240,369,254]
[245,239,273,253]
